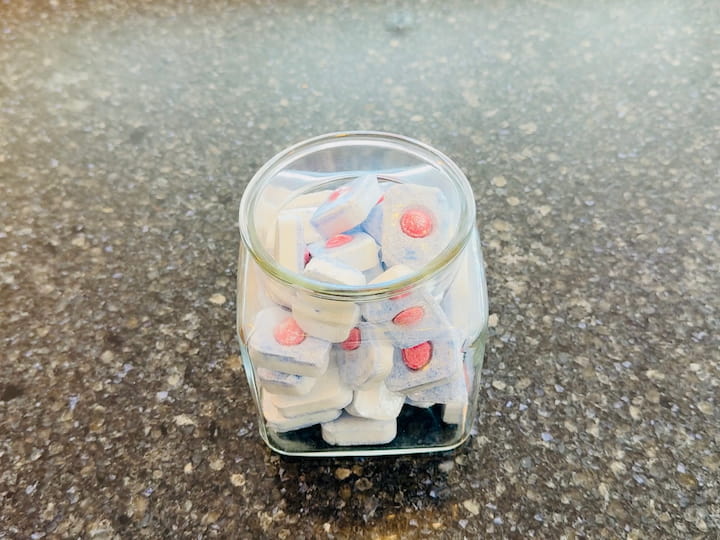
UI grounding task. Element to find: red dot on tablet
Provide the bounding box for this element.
[328,186,349,202]
[392,306,425,326]
[325,234,352,248]
[400,209,433,238]
[402,341,433,370]
[273,317,306,346]
[303,249,312,266]
[377,195,385,204]
[340,327,361,350]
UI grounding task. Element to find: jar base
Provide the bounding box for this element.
[259,404,473,457]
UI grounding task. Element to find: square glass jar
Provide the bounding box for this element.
[237,132,488,456]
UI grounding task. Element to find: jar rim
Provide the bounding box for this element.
[238,131,476,300]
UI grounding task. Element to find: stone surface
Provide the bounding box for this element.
[1,0,719,538]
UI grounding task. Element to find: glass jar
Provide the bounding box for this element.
[237,132,488,456]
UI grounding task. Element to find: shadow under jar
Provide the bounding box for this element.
[237,131,488,456]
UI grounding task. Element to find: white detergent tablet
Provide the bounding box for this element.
[303,256,366,286]
[262,393,341,433]
[385,330,463,393]
[310,174,382,238]
[380,296,453,349]
[334,325,394,390]
[248,306,331,377]
[381,183,452,269]
[269,360,353,418]
[292,257,364,342]
[291,295,360,343]
[346,383,404,421]
[321,413,397,446]
[256,367,317,397]
[278,207,324,245]
[310,232,379,271]
[275,212,306,273]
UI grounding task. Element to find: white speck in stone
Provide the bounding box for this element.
[534,513,544,522]
[506,401,513,408]
[697,402,713,415]
[622,361,632,368]
[577,322,586,329]
[541,432,553,442]
[463,499,480,515]
[677,463,686,473]
[554,384,564,393]
[492,379,507,391]
[174,414,197,426]
[112,273,123,279]
[156,391,168,401]
[584,200,595,206]
[68,395,79,411]
[231,473,246,487]
[26,482,38,495]
[50,159,58,168]
[458,519,468,529]
[209,293,227,305]
[519,403,528,411]
[31,534,45,540]
[486,503,497,510]
[493,517,503,525]
[143,487,154,496]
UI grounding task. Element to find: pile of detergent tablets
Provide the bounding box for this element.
[246,173,481,446]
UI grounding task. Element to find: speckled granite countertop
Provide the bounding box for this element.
[1,0,719,538]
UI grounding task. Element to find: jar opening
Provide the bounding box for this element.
[238,131,476,301]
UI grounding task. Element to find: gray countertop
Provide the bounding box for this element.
[1,0,718,538]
